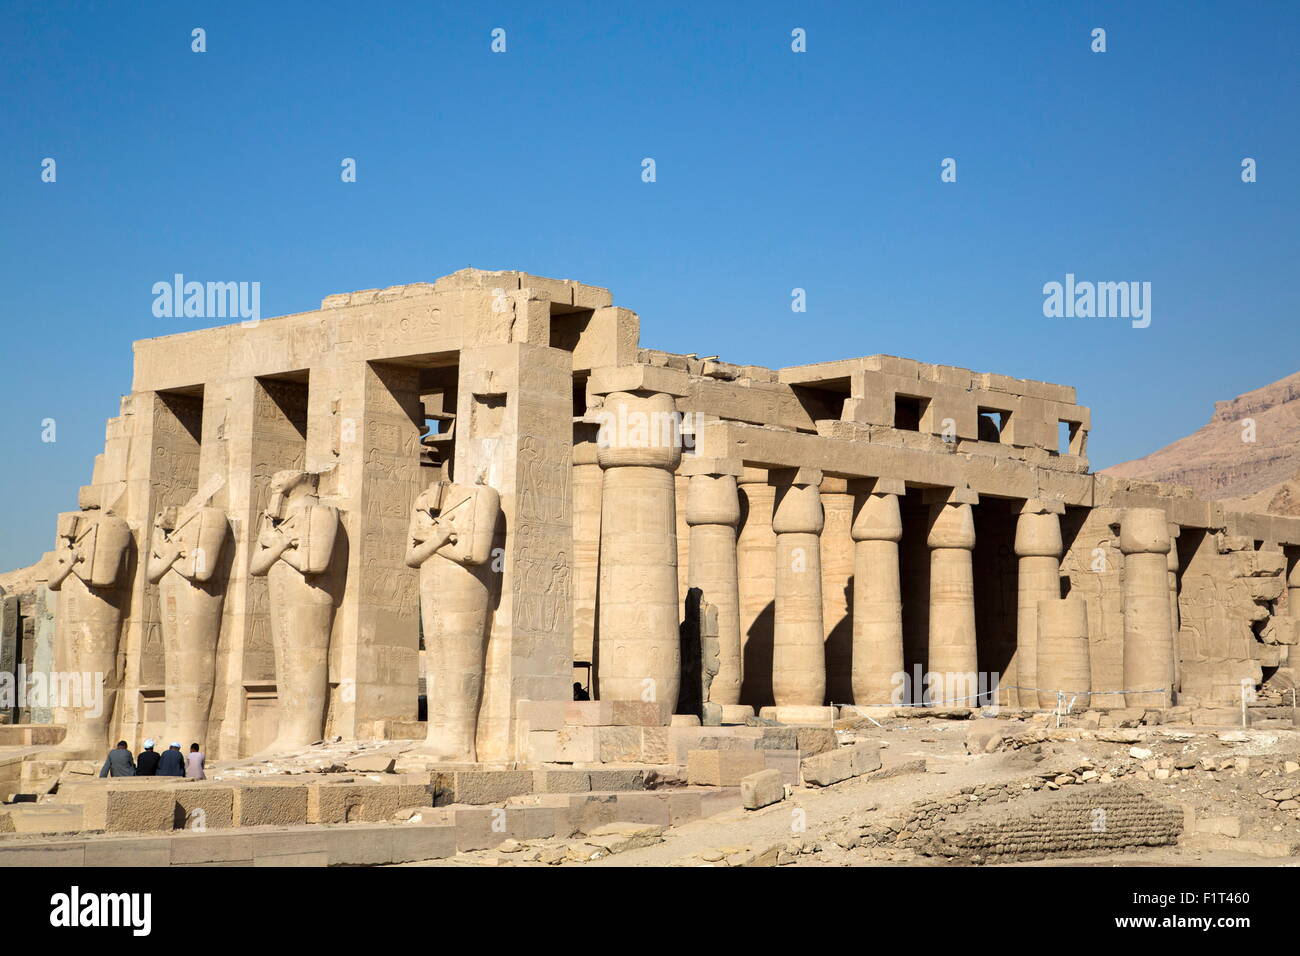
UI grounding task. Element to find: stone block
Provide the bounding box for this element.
[801,747,855,787]
[741,769,786,810]
[587,768,650,791]
[517,699,567,731]
[534,768,591,793]
[850,741,883,775]
[610,700,673,726]
[796,728,839,756]
[82,787,176,833]
[686,749,767,786]
[596,725,644,762]
[232,785,309,827]
[430,770,532,806]
[565,701,615,726]
[641,726,672,764]
[309,782,433,823]
[84,837,172,867]
[173,784,235,831]
[169,832,254,865]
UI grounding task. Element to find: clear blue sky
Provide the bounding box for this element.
[2,1,1297,570]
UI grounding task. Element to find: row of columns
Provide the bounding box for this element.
[589,390,1178,712]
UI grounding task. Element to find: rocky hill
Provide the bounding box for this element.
[1104,370,1300,515]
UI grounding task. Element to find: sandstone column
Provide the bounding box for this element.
[771,468,825,708]
[926,488,978,707]
[1011,499,1064,709]
[1290,555,1300,618]
[736,470,777,707]
[1120,508,1174,708]
[1167,522,1181,696]
[595,389,683,707]
[1037,597,1091,711]
[571,427,603,674]
[684,458,744,706]
[848,478,905,707]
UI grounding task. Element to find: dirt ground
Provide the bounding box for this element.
[404,714,1300,867]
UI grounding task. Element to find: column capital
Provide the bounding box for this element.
[1015,508,1063,558]
[1020,496,1066,516]
[772,480,824,535]
[927,499,975,550]
[594,390,682,471]
[1119,507,1172,555]
[685,472,740,527]
[851,490,902,542]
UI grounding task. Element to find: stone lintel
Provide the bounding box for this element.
[587,364,692,398]
[923,485,978,506]
[679,456,744,478]
[768,467,823,489]
[847,477,907,497]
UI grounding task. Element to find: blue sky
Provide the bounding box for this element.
[2,0,1297,569]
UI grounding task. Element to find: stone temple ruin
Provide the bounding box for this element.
[3,269,1300,867]
[5,267,1300,764]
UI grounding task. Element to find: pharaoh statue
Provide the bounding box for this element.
[48,486,132,757]
[249,470,340,753]
[405,478,501,762]
[145,479,228,748]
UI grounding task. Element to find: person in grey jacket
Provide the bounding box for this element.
[99,741,135,777]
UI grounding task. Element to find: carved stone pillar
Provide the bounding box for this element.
[926,489,978,707]
[684,458,743,706]
[1167,523,1181,695]
[595,390,683,708]
[1012,499,1064,709]
[1120,508,1174,708]
[771,468,825,708]
[736,470,777,708]
[1037,596,1091,711]
[849,478,905,707]
[1290,556,1300,618]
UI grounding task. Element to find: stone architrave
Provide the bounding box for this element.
[405,479,502,762]
[48,487,133,758]
[249,470,340,753]
[145,479,229,748]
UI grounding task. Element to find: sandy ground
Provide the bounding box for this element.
[404,715,1300,867]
